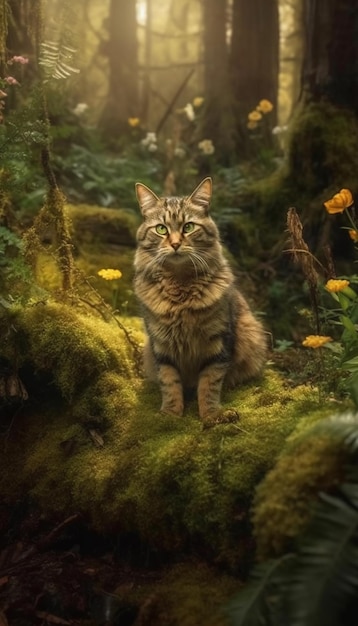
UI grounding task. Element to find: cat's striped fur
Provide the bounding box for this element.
[134,177,267,426]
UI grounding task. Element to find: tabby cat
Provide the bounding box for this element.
[134,177,267,426]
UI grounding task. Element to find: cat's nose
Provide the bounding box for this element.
[171,242,181,251]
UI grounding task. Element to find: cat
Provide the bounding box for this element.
[133,177,267,427]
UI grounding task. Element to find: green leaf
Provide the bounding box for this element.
[227,557,292,625]
[340,315,358,336]
[341,356,358,371]
[337,292,352,311]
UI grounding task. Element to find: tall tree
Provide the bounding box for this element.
[201,0,237,165]
[230,0,279,154]
[99,0,139,141]
[303,0,358,112]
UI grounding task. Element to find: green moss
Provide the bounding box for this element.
[1,300,140,404]
[35,202,139,314]
[132,561,238,626]
[0,295,339,571]
[0,298,350,574]
[252,420,348,560]
[68,204,139,246]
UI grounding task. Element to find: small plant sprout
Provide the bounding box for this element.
[97,268,122,311]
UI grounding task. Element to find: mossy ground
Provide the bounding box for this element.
[0,301,345,574]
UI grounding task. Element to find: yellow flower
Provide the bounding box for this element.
[256,99,273,113]
[325,279,350,292]
[193,97,204,107]
[98,269,122,281]
[349,229,358,242]
[247,120,258,130]
[324,188,354,214]
[302,335,333,348]
[248,110,262,122]
[128,117,140,127]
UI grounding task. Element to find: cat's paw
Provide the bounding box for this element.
[160,406,184,417]
[202,408,240,429]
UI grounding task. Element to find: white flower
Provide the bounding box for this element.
[184,103,195,121]
[141,131,157,147]
[147,143,158,152]
[198,139,215,155]
[272,125,288,135]
[174,147,186,158]
[73,102,89,116]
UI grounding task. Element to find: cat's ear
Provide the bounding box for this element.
[189,177,212,212]
[135,183,159,215]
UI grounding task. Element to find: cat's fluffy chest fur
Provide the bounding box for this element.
[133,177,267,426]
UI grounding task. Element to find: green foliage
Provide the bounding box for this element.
[52,143,163,207]
[0,225,33,297]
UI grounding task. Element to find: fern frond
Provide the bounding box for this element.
[39,40,80,81]
[287,484,358,626]
[226,556,293,625]
[311,411,358,455]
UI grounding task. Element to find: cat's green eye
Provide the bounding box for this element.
[183,222,195,234]
[155,224,168,236]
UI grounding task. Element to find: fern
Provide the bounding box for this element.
[39,40,80,81]
[287,486,358,626]
[226,556,293,625]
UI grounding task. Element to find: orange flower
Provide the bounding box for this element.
[325,279,350,292]
[128,117,140,127]
[324,188,354,214]
[248,110,262,122]
[302,335,333,348]
[247,120,258,130]
[256,99,273,113]
[349,229,358,242]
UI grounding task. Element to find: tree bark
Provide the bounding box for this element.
[303,0,358,112]
[99,0,139,140]
[230,0,279,154]
[201,0,237,165]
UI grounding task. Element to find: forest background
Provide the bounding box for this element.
[2,1,358,625]
[3,0,357,343]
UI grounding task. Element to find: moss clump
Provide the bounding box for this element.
[252,418,347,559]
[129,560,239,626]
[0,300,140,409]
[35,203,139,314]
[68,204,139,248]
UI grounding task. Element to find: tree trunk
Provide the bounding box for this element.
[200,0,237,165]
[303,0,358,112]
[230,0,279,154]
[99,0,139,141]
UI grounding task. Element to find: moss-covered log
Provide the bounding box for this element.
[0,299,342,570]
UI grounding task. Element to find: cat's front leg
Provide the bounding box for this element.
[158,364,184,417]
[198,363,239,427]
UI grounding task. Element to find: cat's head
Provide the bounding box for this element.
[135,178,223,274]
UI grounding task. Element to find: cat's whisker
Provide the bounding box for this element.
[188,251,210,276]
